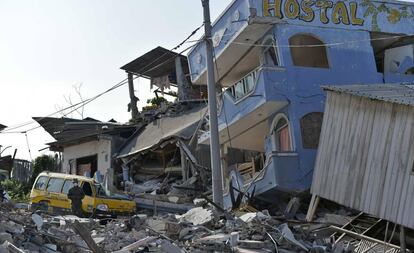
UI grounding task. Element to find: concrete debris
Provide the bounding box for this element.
[1,198,412,253]
[31,213,43,230]
[279,223,309,251]
[180,207,214,226]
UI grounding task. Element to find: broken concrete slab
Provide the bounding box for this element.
[180,207,213,226]
[279,223,309,251]
[0,233,12,244]
[31,213,43,230]
[112,236,157,253]
[160,240,184,253]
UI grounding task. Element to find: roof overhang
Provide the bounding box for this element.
[120,46,189,83]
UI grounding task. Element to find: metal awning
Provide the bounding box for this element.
[120,46,189,83]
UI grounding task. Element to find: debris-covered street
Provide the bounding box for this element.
[1,0,414,252]
[1,197,412,252]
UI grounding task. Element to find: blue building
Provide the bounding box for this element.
[187,0,414,206]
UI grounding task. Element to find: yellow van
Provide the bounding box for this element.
[30,172,136,218]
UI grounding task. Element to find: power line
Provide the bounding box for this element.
[185,33,414,48]
[0,24,203,135]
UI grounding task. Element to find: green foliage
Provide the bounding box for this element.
[29,155,57,188]
[0,179,29,202]
[146,96,168,106]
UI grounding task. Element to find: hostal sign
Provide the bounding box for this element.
[263,0,364,26]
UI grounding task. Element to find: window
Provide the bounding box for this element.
[301,112,324,149]
[229,70,257,100]
[273,116,293,152]
[262,37,279,66]
[46,178,64,193]
[289,34,329,68]
[62,180,74,194]
[82,182,93,196]
[95,184,107,197]
[34,176,48,190]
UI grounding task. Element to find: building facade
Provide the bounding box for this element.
[187,0,414,205]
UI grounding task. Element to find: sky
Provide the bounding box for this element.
[0,0,231,160]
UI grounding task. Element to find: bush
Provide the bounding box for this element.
[0,179,30,202]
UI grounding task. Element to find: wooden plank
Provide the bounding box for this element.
[362,101,389,214]
[389,105,411,222]
[72,220,105,253]
[348,97,375,209]
[338,95,362,205]
[311,93,333,195]
[314,92,337,198]
[380,104,407,220]
[360,100,385,213]
[327,93,351,201]
[369,102,395,216]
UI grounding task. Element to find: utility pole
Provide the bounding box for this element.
[127,73,140,121]
[202,0,224,207]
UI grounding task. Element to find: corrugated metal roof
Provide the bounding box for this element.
[120,46,188,82]
[33,117,136,148]
[323,84,414,106]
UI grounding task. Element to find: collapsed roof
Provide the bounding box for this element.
[118,105,206,159]
[33,117,137,151]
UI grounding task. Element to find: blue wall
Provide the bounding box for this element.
[190,0,414,195]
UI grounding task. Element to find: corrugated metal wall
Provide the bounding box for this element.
[311,91,414,229]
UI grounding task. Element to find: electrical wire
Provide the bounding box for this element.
[186,33,414,48]
[0,24,204,135]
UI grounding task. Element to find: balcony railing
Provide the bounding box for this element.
[228,69,258,101]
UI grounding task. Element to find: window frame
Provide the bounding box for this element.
[46,178,65,193]
[300,112,324,149]
[261,35,281,67]
[61,179,74,195]
[34,176,48,191]
[81,181,94,197]
[270,113,294,152]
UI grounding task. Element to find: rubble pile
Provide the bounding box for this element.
[0,201,409,253]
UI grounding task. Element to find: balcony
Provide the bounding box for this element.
[198,68,288,152]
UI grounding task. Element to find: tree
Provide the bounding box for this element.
[29,155,58,187]
[146,96,168,106]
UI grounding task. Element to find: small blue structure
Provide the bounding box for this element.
[187,0,414,206]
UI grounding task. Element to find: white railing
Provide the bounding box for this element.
[228,69,258,101]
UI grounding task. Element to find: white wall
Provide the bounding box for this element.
[62,138,112,175]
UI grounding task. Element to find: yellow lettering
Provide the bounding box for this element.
[332,1,350,24]
[284,0,300,19]
[300,0,315,22]
[316,0,333,24]
[264,0,283,18]
[350,2,364,26]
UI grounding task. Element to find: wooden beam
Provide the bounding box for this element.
[72,220,105,253]
[306,194,320,222]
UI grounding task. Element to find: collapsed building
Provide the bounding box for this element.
[185,0,414,208]
[34,117,137,191]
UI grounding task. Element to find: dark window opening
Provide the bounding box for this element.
[289,34,329,68]
[370,32,414,74]
[263,38,279,66]
[301,112,324,149]
[405,67,414,75]
[82,182,93,196]
[76,155,97,178]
